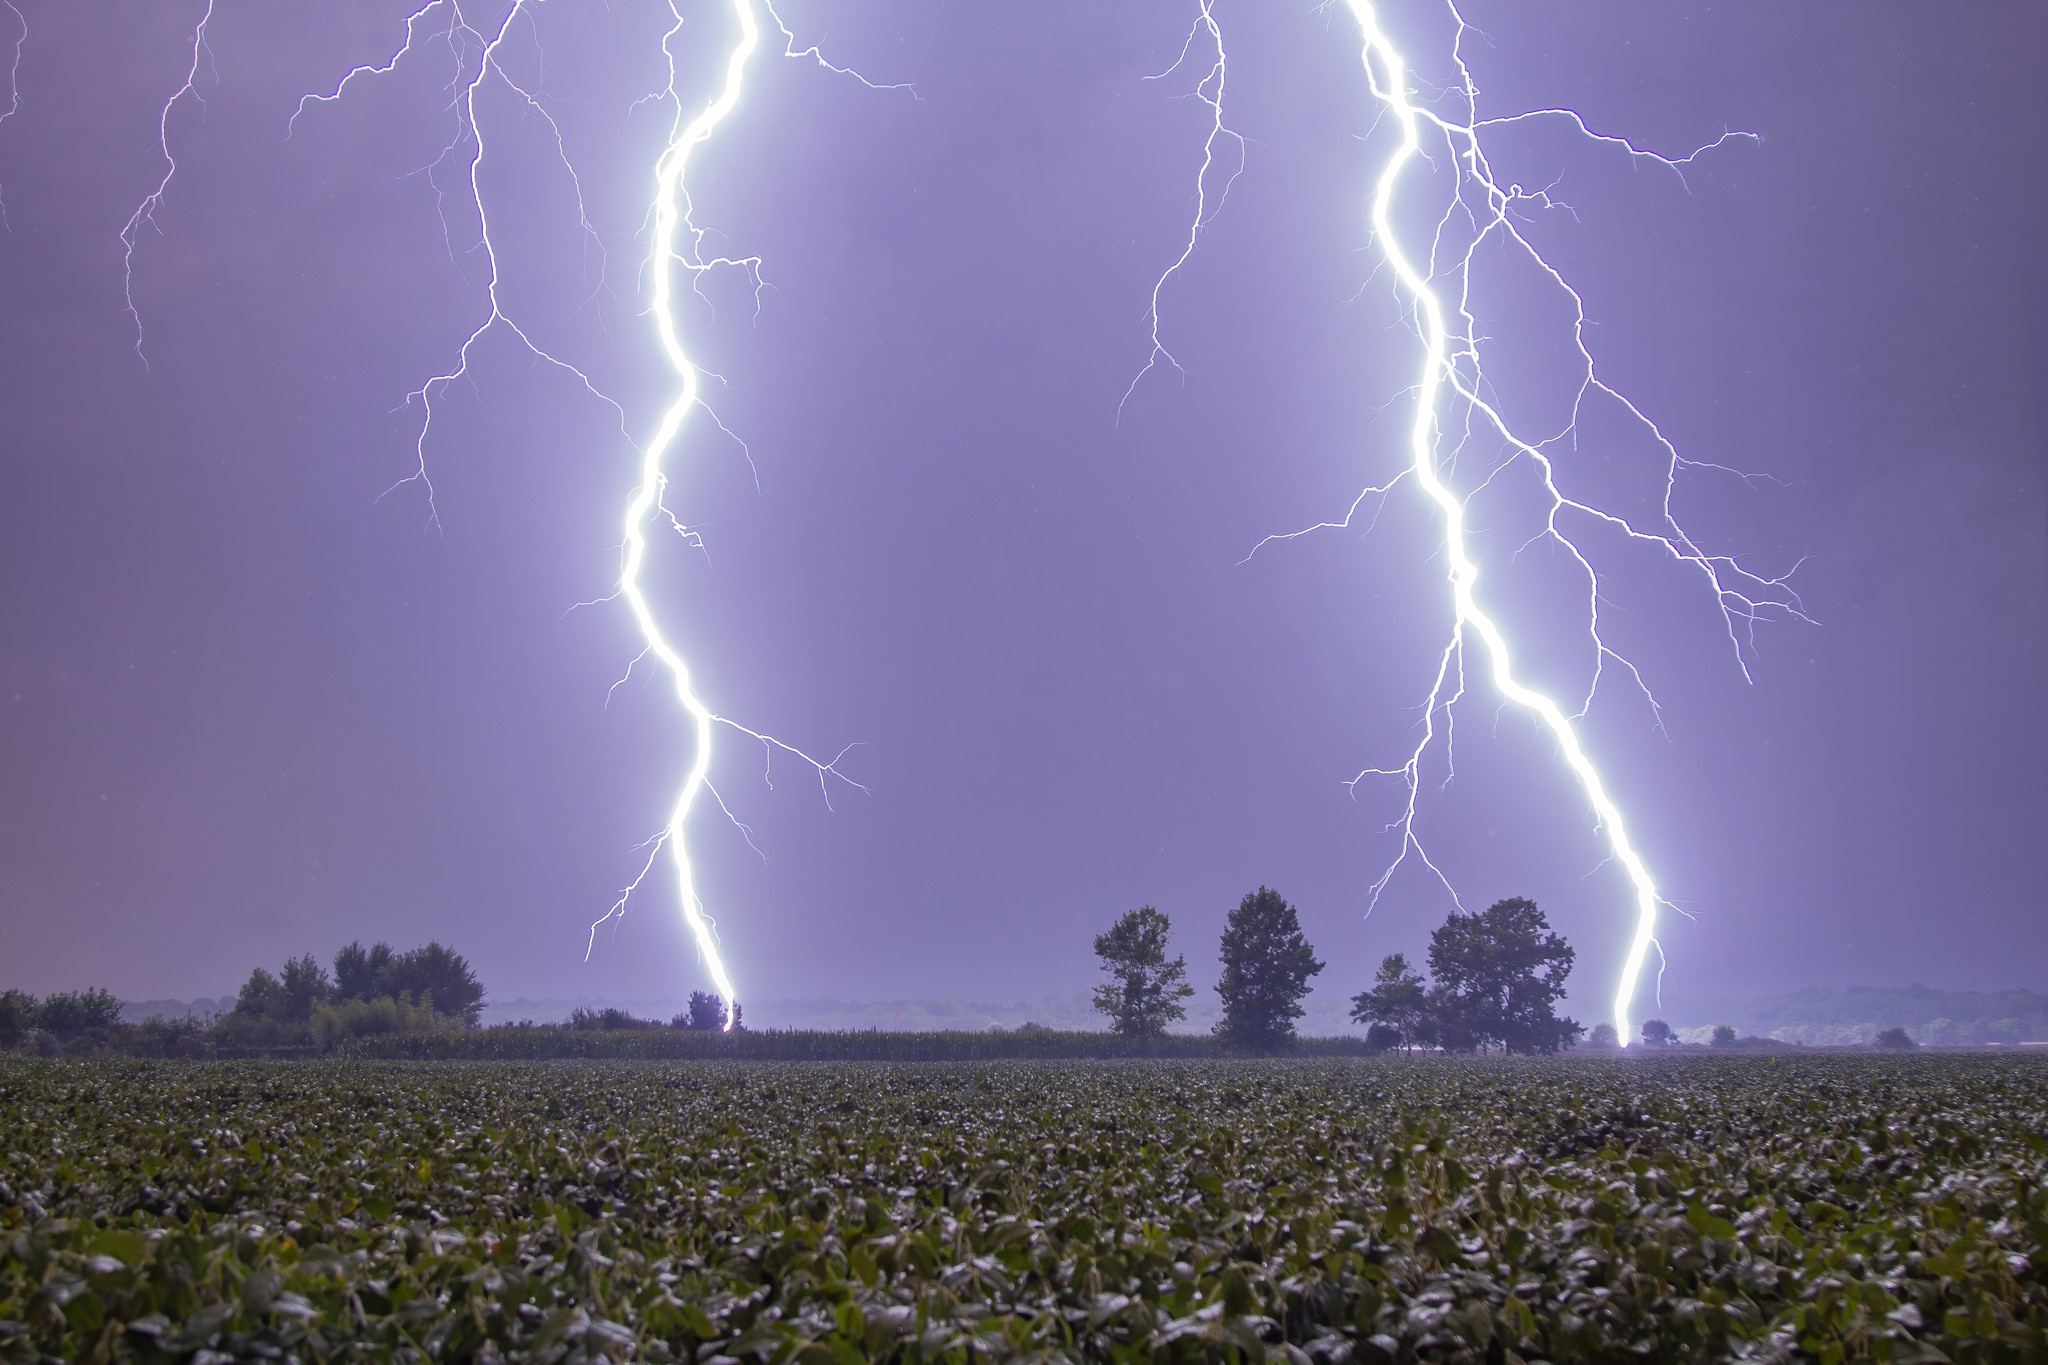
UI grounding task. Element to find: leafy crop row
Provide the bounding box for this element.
[2,1055,2043,1362]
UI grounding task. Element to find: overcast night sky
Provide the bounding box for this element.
[0,1,2043,1024]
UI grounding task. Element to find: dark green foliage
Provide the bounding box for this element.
[679,992,726,1031]
[331,940,393,1002]
[1,1055,2044,1362]
[1877,1025,1918,1050]
[0,991,31,1049]
[32,988,123,1041]
[373,941,486,1024]
[1348,952,1429,1048]
[1643,1018,1675,1046]
[1214,887,1324,1052]
[1713,1023,1738,1047]
[276,955,331,1023]
[1426,896,1582,1054]
[571,1007,665,1031]
[329,940,485,1023]
[1091,905,1196,1037]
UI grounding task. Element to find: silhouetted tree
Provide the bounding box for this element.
[0,990,33,1048]
[333,941,395,1002]
[1712,1024,1737,1047]
[680,991,726,1031]
[1586,1023,1618,1048]
[1641,1018,1674,1047]
[374,942,486,1024]
[34,988,123,1041]
[1215,887,1324,1051]
[1875,1026,1916,1050]
[278,954,333,1023]
[1426,898,1582,1054]
[234,968,287,1020]
[1348,953,1429,1049]
[1092,906,1196,1037]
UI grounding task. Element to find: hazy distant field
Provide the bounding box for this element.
[3,1056,2044,1361]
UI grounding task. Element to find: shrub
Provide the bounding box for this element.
[310,994,457,1049]
[1713,1024,1738,1047]
[34,987,123,1041]
[1875,1025,1917,1050]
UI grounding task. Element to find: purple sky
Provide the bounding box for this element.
[1,1,2043,1024]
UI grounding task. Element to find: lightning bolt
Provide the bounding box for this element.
[285,0,890,1029]
[118,0,217,366]
[1120,0,1244,419]
[1321,1,1801,1046]
[0,0,23,232]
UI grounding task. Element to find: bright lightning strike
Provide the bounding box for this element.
[285,0,891,1028]
[119,0,217,366]
[1324,1,1801,1045]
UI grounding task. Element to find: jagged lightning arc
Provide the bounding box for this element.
[280,0,886,1028]
[1120,0,1242,420]
[1323,1,1799,1044]
[0,0,23,231]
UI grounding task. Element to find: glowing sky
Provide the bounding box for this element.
[0,2,2043,1020]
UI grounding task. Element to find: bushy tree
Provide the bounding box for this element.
[34,988,124,1042]
[1092,906,1195,1037]
[1712,1024,1737,1047]
[680,991,726,1031]
[375,942,486,1024]
[1586,1022,1619,1048]
[278,954,333,1022]
[1215,887,1324,1051]
[1641,1018,1674,1046]
[331,941,483,1022]
[333,941,395,1002]
[0,989,38,1048]
[1875,1026,1916,1050]
[233,968,287,1020]
[1426,897,1581,1054]
[1348,953,1429,1049]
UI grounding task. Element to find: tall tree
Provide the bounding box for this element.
[1348,952,1430,1049]
[1426,897,1581,1054]
[681,991,726,1031]
[375,942,486,1024]
[278,954,333,1022]
[1092,906,1195,1037]
[1215,887,1324,1051]
[333,941,395,1002]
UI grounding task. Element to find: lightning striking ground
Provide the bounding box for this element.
[1323,1,1801,1043]
[281,0,884,1026]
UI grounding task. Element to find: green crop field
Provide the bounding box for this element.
[2,1056,2044,1363]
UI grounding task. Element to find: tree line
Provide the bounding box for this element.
[1092,887,1584,1053]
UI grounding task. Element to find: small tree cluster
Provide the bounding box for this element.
[1350,898,1583,1054]
[0,987,124,1048]
[222,940,486,1050]
[1090,888,1325,1053]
